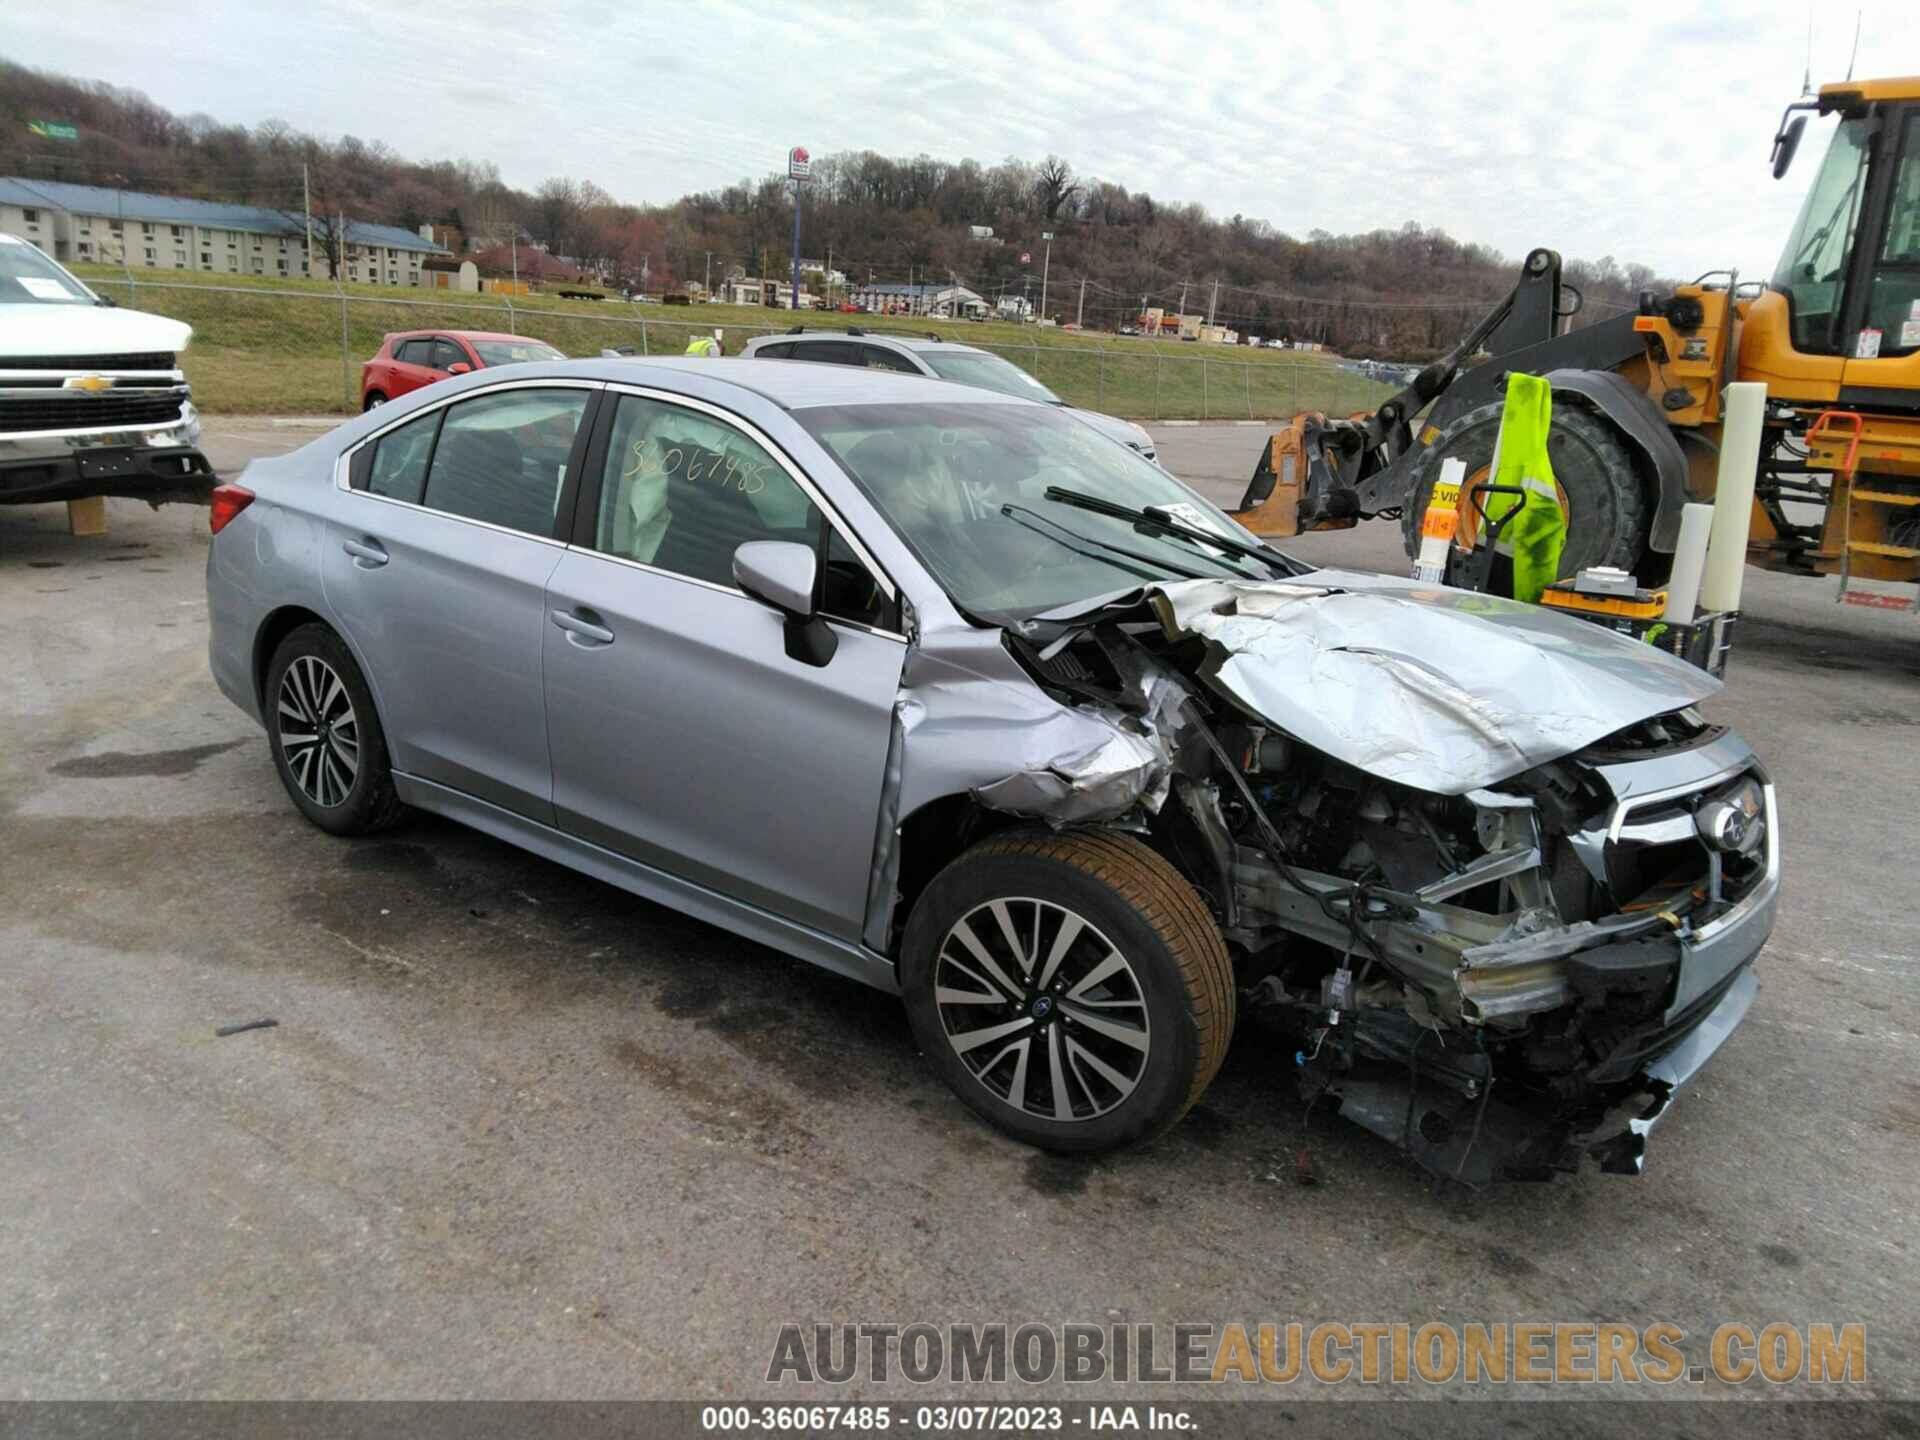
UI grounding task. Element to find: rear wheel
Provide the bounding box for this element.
[363,390,387,411]
[901,831,1235,1153]
[264,624,405,836]
[1399,400,1647,579]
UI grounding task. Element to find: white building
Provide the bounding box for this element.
[853,282,986,318]
[0,177,449,285]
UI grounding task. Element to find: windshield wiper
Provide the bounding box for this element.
[999,504,1206,581]
[1042,486,1306,575]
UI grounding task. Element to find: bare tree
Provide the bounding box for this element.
[1034,156,1081,223]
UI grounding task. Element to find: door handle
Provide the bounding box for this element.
[550,608,614,646]
[342,537,389,568]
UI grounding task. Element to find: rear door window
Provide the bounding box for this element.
[421,388,590,536]
[790,341,865,366]
[396,338,435,366]
[755,342,795,359]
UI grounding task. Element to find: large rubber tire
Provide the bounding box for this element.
[264,623,407,836]
[901,830,1235,1153]
[1399,400,1647,580]
[363,391,387,411]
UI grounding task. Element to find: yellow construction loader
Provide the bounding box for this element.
[1233,76,1920,606]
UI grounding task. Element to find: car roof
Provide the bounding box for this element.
[389,329,532,343]
[505,356,1036,412]
[750,330,988,358]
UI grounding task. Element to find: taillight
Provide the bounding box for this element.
[209,484,255,535]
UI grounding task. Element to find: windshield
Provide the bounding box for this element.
[471,339,566,366]
[1770,117,1869,353]
[799,401,1296,619]
[0,235,95,305]
[921,350,1062,404]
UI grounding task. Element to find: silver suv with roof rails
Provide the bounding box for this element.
[743,328,1157,464]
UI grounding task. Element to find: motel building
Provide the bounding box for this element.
[0,177,449,285]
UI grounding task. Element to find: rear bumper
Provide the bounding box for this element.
[0,413,215,504]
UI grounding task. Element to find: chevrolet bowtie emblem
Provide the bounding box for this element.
[63,374,115,394]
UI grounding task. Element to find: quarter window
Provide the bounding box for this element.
[421,388,589,536]
[359,410,439,504]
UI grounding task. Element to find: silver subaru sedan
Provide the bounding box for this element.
[207,358,1776,1181]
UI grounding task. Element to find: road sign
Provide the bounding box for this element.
[28,121,79,141]
[1042,232,1055,241]
[788,146,811,181]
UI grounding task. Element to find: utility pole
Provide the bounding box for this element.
[302,162,314,280]
[704,249,712,298]
[1178,280,1188,320]
[825,240,834,306]
[1039,231,1054,323]
[1076,274,1086,329]
[1208,277,1219,327]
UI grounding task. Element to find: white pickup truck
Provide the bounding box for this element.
[0,232,214,507]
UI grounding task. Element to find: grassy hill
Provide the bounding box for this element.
[71,264,1392,420]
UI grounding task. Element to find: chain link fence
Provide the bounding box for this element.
[83,274,1395,423]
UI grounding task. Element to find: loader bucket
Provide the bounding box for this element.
[1231,415,1313,537]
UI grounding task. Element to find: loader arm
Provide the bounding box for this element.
[1234,248,1571,531]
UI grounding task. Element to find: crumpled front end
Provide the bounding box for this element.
[884,571,1777,1183]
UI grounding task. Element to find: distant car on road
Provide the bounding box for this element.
[360,330,565,411]
[742,329,1158,463]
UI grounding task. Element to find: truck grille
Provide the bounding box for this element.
[0,352,178,372]
[0,391,187,431]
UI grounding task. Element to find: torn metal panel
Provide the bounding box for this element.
[1118,569,1719,795]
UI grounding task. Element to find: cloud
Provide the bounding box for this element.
[8,0,1920,277]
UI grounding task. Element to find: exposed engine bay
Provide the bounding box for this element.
[959,573,1778,1185]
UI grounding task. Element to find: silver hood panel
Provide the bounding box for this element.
[1126,569,1720,795]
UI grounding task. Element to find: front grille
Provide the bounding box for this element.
[1605,769,1769,911]
[0,352,177,372]
[0,391,187,431]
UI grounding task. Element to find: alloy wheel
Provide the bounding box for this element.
[933,897,1151,1122]
[277,655,360,807]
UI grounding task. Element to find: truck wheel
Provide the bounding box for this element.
[900,830,1235,1153]
[1399,400,1647,579]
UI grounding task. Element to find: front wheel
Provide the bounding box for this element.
[901,831,1235,1153]
[1399,400,1648,579]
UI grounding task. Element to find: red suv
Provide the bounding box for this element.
[360,330,566,410]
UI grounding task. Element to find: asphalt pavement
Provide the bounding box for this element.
[1,417,1915,1411]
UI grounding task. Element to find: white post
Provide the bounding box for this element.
[1076,274,1086,329]
[1040,231,1053,322]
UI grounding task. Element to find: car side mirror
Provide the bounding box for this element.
[446,361,472,375]
[733,540,837,666]
[1771,113,1807,180]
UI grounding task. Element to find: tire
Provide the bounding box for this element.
[1398,399,1647,580]
[901,830,1236,1153]
[264,623,406,836]
[363,391,387,411]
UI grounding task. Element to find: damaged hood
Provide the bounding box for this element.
[1062,569,1721,795]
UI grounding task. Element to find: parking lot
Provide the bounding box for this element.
[4,416,1917,1405]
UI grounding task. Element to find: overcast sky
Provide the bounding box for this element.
[6,0,1919,280]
